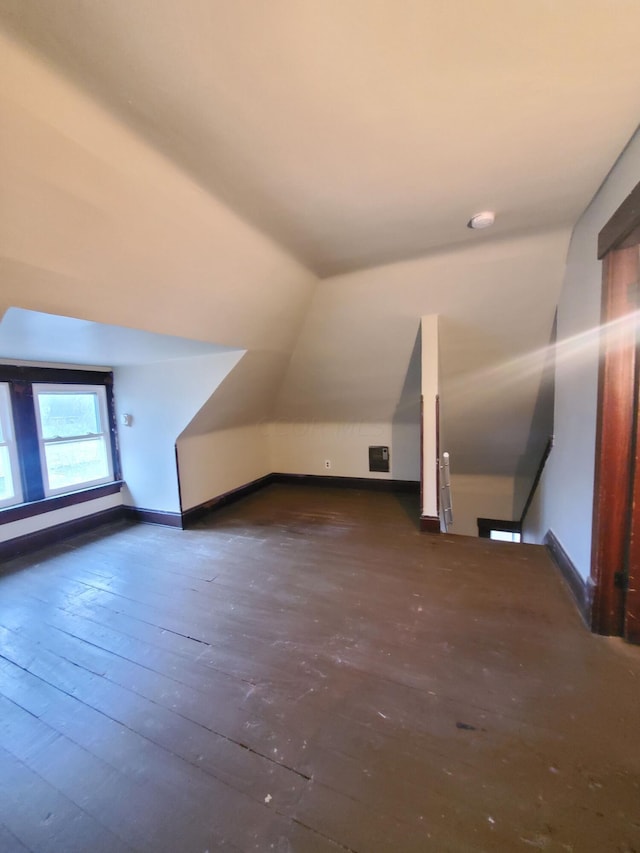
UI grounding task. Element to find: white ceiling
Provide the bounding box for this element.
[1,0,639,276]
[0,308,235,367]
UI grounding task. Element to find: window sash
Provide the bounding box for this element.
[33,384,114,497]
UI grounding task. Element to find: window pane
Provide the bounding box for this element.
[0,445,17,502]
[37,393,101,439]
[490,530,520,543]
[44,437,109,491]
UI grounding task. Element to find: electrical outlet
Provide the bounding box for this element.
[324,459,331,469]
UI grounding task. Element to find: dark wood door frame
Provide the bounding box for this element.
[591,181,640,636]
[627,363,640,643]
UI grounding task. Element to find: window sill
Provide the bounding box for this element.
[0,481,124,524]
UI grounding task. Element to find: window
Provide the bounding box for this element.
[0,366,120,514]
[0,383,22,508]
[477,517,522,541]
[489,529,521,543]
[33,384,114,496]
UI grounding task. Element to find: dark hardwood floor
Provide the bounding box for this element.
[0,484,639,852]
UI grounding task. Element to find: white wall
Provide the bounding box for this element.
[114,350,244,512]
[177,425,270,511]
[268,420,419,482]
[449,474,515,538]
[524,127,640,579]
[521,460,547,546]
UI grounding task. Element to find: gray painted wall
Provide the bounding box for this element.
[523,126,640,579]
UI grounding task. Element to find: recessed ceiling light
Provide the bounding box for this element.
[467,211,496,230]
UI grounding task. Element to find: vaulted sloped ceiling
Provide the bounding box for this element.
[274,229,571,477]
[2,0,640,276]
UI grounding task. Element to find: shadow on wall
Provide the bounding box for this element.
[391,327,421,482]
[513,312,557,519]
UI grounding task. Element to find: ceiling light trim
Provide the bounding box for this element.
[467,211,496,230]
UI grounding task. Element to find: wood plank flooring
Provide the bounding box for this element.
[0,484,639,852]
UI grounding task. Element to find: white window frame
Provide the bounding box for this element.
[0,382,23,508]
[32,383,114,497]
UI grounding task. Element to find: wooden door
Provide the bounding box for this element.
[590,246,639,637]
[626,299,640,643]
[591,182,640,642]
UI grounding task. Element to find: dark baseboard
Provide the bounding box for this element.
[0,474,422,558]
[123,506,184,528]
[0,481,123,524]
[544,529,592,627]
[183,473,420,527]
[0,506,125,563]
[271,473,420,493]
[182,474,274,527]
[420,515,441,533]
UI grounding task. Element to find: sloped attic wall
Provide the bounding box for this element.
[0,31,317,521]
[270,229,570,535]
[176,350,291,511]
[114,349,245,513]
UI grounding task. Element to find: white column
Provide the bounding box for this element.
[421,314,439,522]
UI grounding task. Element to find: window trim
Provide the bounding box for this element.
[32,383,115,497]
[0,382,23,508]
[0,480,123,523]
[0,365,122,519]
